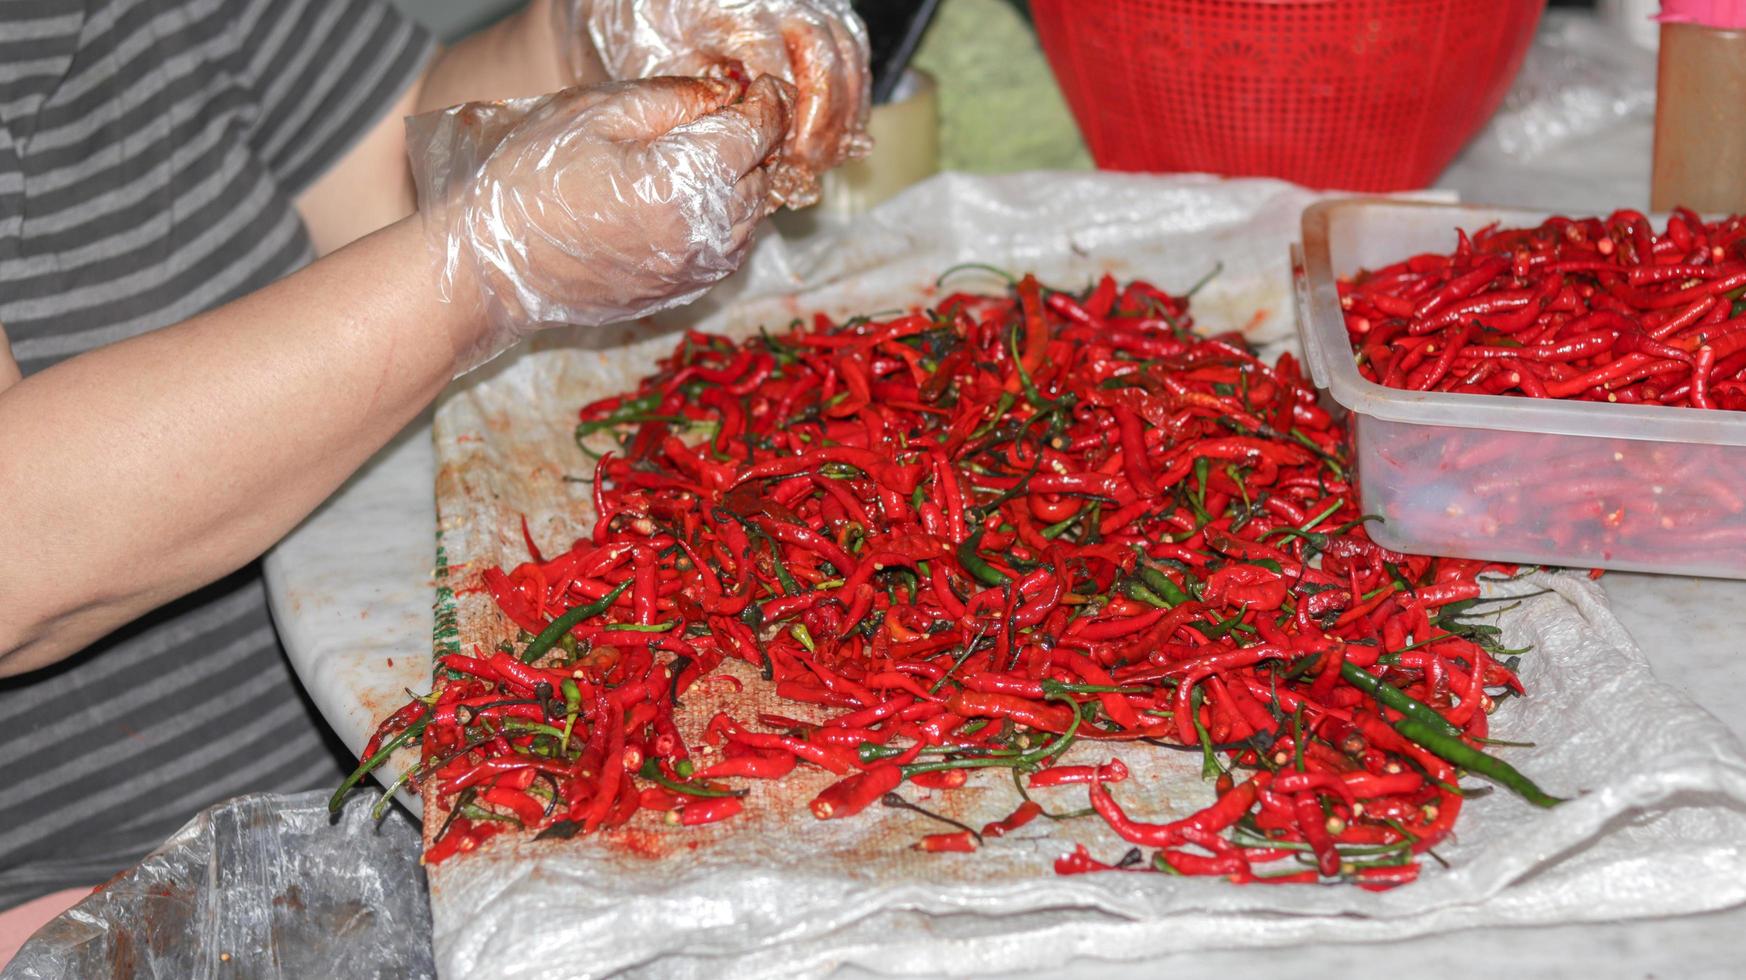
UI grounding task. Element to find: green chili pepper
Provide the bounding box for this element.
[1343,663,1563,808]
[1291,704,1307,773]
[1191,457,1211,514]
[369,761,420,822]
[1392,717,1564,809]
[957,526,1012,587]
[501,720,568,739]
[1194,608,1247,642]
[559,678,582,754]
[1040,680,1147,696]
[638,759,747,798]
[520,581,632,664]
[459,803,518,824]
[859,741,1024,764]
[330,716,429,813]
[1008,321,1073,411]
[1123,577,1172,609]
[1189,686,1223,780]
[976,416,1058,517]
[1339,662,1462,738]
[1080,501,1103,544]
[742,524,800,596]
[1041,514,1078,539]
[902,694,1083,777]
[1137,563,1191,606]
[969,392,1017,442]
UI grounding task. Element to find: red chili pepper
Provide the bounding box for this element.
[1202,564,1288,611]
[1693,345,1718,409]
[1053,844,1121,875]
[693,749,797,780]
[907,768,969,790]
[915,830,978,853]
[1026,758,1130,788]
[980,801,1044,839]
[481,784,547,825]
[944,691,1075,732]
[1341,771,1425,798]
[810,764,903,820]
[361,700,429,761]
[724,730,858,775]
[673,797,742,827]
[1087,774,1264,848]
[1354,863,1421,891]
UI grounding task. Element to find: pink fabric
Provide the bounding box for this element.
[0,887,91,970]
[1658,0,1746,29]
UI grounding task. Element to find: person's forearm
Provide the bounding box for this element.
[0,219,472,676]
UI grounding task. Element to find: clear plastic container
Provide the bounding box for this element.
[1292,198,1746,578]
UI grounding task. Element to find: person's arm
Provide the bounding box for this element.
[0,219,462,676]
[0,75,789,678]
[0,323,20,393]
[296,0,598,255]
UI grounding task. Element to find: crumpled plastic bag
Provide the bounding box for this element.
[0,792,432,980]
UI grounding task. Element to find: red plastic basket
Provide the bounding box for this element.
[1030,0,1546,191]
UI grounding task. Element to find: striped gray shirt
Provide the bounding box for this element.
[0,0,430,906]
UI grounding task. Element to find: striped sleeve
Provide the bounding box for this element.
[232,0,434,195]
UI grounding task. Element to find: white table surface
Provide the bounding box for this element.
[263,12,1746,977]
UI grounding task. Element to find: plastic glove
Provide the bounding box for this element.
[408,75,794,373]
[566,0,872,207]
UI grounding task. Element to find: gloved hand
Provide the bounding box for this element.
[564,0,872,207]
[408,75,794,373]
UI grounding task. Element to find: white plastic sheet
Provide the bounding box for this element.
[426,172,1746,979]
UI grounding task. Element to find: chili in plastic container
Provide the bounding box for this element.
[1294,198,1746,579]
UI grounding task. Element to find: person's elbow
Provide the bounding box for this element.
[0,589,107,678]
[0,617,54,677]
[0,605,61,677]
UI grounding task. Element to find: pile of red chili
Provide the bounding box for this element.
[1342,209,1746,408]
[336,270,1561,887]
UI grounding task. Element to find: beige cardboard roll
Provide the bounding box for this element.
[815,69,939,217]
